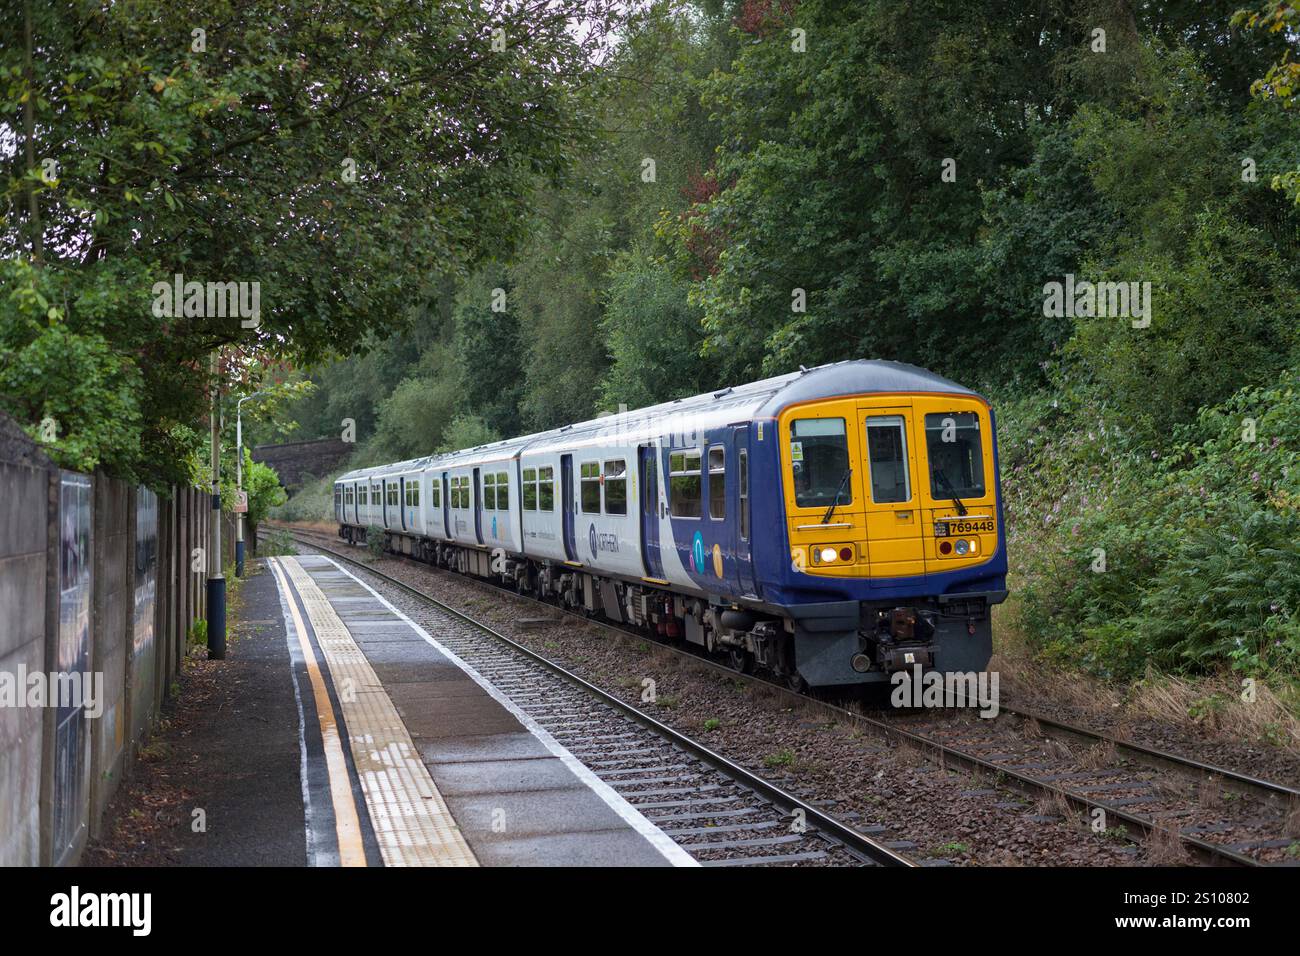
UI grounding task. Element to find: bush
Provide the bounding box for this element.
[366,525,386,559]
[270,473,336,524]
[1008,367,1300,679]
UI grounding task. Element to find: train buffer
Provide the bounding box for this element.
[190,553,694,867]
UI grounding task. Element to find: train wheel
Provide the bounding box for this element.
[726,647,752,674]
[785,672,808,693]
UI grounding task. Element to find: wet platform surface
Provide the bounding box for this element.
[269,554,688,867]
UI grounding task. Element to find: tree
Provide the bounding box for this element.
[0,0,620,482]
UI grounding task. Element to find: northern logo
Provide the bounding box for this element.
[589,523,619,559]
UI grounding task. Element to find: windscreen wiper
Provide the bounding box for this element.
[821,468,851,523]
[935,469,968,516]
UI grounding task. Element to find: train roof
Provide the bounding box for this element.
[336,360,978,481]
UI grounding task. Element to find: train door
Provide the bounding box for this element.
[560,454,577,561]
[441,472,450,539]
[399,477,407,531]
[860,406,925,581]
[638,444,665,580]
[352,482,359,524]
[472,467,483,545]
[732,426,756,596]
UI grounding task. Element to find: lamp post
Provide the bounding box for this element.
[208,353,226,659]
[235,391,265,577]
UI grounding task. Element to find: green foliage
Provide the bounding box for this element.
[0,0,614,481]
[1011,368,1300,678]
[241,456,286,525]
[0,261,144,473]
[270,473,335,524]
[437,414,501,453]
[600,248,710,409]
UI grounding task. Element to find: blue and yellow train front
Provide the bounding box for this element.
[760,391,1007,687]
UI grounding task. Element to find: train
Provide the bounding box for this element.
[333,360,1007,690]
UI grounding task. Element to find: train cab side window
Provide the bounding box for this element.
[523,468,537,511]
[739,450,749,539]
[790,418,850,509]
[539,466,554,511]
[495,471,508,510]
[669,450,702,518]
[580,462,600,513]
[708,446,726,519]
[924,412,986,501]
[865,416,911,504]
[604,460,627,515]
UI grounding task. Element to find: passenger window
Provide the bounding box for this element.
[865,416,911,503]
[708,447,726,519]
[739,450,749,539]
[483,473,497,511]
[669,450,702,518]
[924,412,986,501]
[387,484,398,507]
[643,456,657,517]
[790,418,850,509]
[539,466,554,511]
[580,462,600,513]
[604,460,627,515]
[495,471,508,510]
[431,481,440,508]
[523,468,537,511]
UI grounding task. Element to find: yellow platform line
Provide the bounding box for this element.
[269,558,368,867]
[280,557,478,867]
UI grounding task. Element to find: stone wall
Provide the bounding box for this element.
[251,437,351,491]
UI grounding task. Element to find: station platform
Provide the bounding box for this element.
[266,553,692,867]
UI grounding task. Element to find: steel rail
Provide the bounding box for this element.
[266,523,1279,867]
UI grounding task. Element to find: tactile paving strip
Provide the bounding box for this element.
[279,557,478,867]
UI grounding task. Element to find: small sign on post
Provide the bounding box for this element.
[233,490,249,514]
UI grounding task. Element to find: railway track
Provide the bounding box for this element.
[264,524,1299,866]
[264,527,912,868]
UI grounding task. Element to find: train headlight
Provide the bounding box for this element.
[819,547,838,564]
[954,539,970,556]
